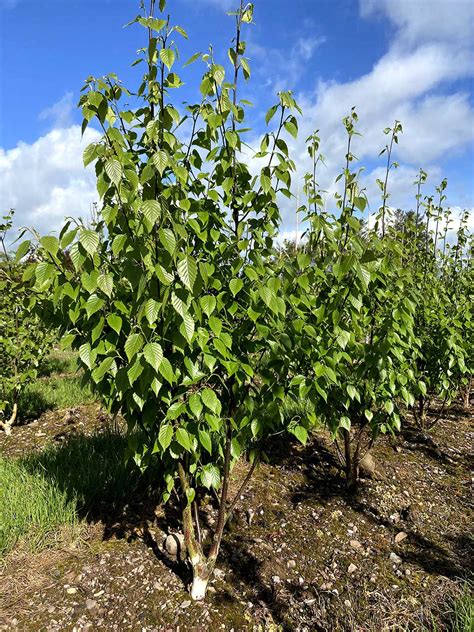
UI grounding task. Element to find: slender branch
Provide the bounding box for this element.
[225,455,259,521]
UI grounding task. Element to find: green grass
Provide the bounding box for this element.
[0,456,78,556]
[0,428,142,557]
[428,584,474,632]
[16,347,94,420]
[17,375,94,419]
[446,586,474,632]
[37,348,79,377]
[22,430,139,518]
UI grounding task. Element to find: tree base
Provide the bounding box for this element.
[190,575,209,601]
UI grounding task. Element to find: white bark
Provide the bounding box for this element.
[190,575,209,601]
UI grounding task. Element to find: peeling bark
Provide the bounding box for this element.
[0,402,17,435]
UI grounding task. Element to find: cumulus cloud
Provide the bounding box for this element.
[360,0,474,47]
[248,34,326,93]
[39,92,75,130]
[0,126,101,238]
[244,0,474,235]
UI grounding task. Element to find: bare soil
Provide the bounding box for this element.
[0,402,472,631]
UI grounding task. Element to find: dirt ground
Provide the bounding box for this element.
[0,401,472,631]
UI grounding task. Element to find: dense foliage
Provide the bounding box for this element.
[13,0,471,601]
[0,212,51,434]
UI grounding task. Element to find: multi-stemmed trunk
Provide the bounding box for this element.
[413,395,427,430]
[177,435,259,600]
[341,427,362,493]
[0,402,17,436]
[463,377,471,410]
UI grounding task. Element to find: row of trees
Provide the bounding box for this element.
[3,0,472,600]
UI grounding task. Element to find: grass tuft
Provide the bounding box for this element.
[22,430,138,518]
[17,375,94,420]
[0,457,78,556]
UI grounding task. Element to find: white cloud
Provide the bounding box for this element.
[248,34,326,93]
[242,0,474,235]
[39,92,75,130]
[0,126,100,238]
[360,0,474,47]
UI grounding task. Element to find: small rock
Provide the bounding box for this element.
[395,531,407,544]
[287,560,297,569]
[350,540,362,550]
[347,563,357,574]
[272,575,281,584]
[359,453,376,478]
[390,552,402,564]
[164,533,186,561]
[85,599,97,610]
[181,600,192,609]
[66,587,77,595]
[344,599,351,608]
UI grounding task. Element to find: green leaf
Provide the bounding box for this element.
[177,255,197,291]
[159,356,174,383]
[292,425,308,445]
[159,424,173,450]
[85,294,104,318]
[200,295,216,317]
[201,387,220,414]
[107,314,122,334]
[181,311,195,343]
[124,332,143,361]
[208,316,222,338]
[336,330,350,350]
[83,143,98,167]
[159,48,176,70]
[284,119,298,139]
[105,158,123,185]
[347,384,358,400]
[229,278,244,297]
[143,342,163,371]
[198,429,212,455]
[79,229,99,256]
[79,343,93,369]
[188,393,203,418]
[40,236,59,256]
[265,104,278,125]
[201,463,220,489]
[356,263,371,290]
[176,427,192,451]
[260,173,271,194]
[15,240,31,261]
[340,416,351,431]
[152,150,168,175]
[159,228,176,255]
[97,273,113,297]
[144,298,160,325]
[92,357,114,382]
[142,200,162,224]
[127,359,144,384]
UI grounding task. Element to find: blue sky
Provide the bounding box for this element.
[1,0,473,238]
